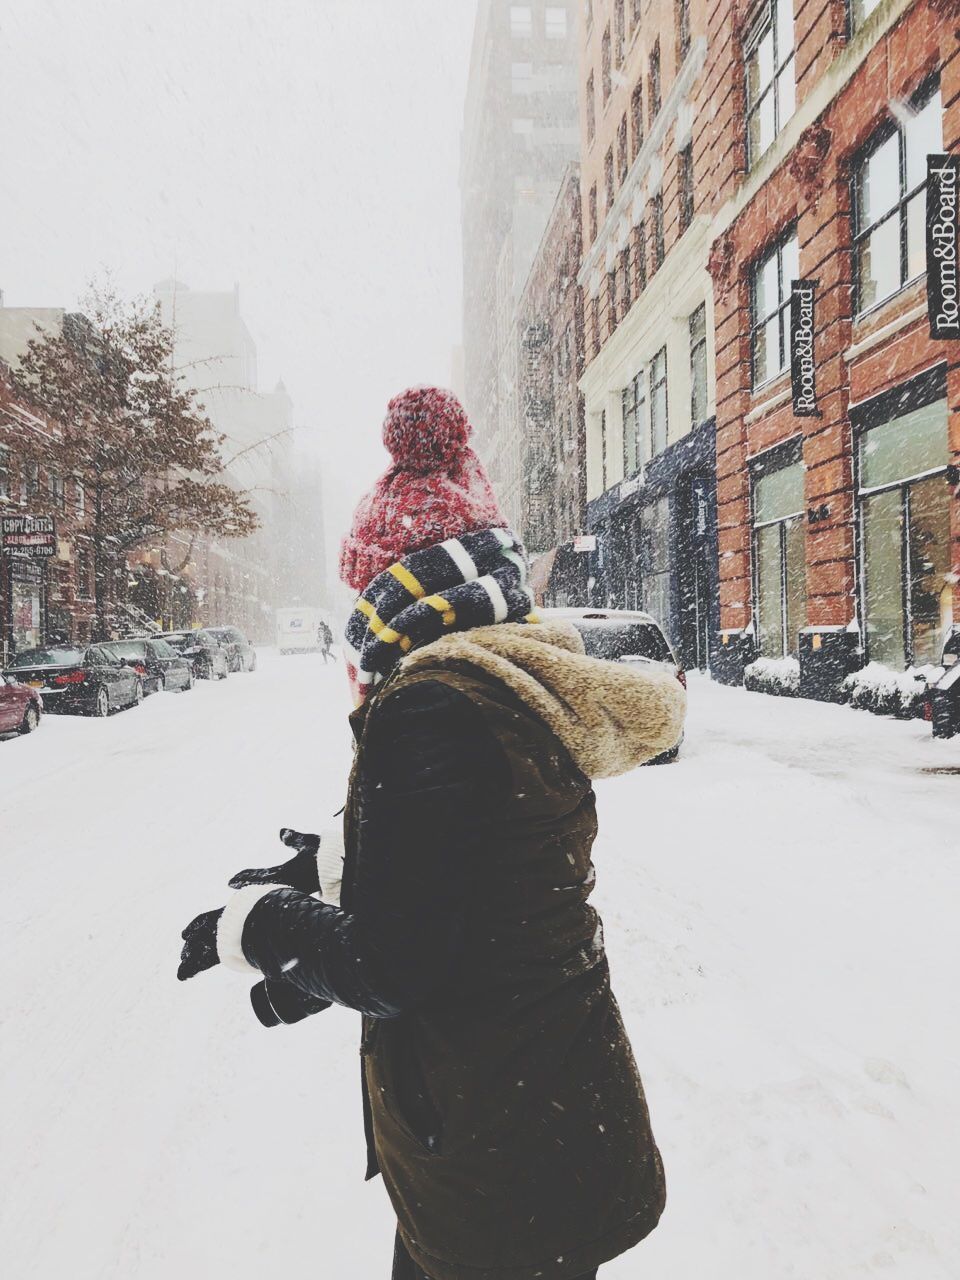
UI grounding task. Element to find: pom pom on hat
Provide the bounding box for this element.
[383,386,470,473]
[339,387,504,593]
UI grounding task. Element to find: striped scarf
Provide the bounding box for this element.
[344,528,536,703]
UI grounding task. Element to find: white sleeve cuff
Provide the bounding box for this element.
[216,884,287,974]
[316,826,346,907]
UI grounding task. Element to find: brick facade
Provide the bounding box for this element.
[706,0,959,685]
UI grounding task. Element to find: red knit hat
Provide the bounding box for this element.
[339,387,505,593]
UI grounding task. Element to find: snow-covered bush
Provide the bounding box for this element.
[743,655,800,697]
[841,662,944,719]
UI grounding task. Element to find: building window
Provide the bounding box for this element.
[631,83,644,158]
[632,0,642,24]
[76,546,93,599]
[689,304,708,428]
[545,6,568,38]
[602,26,612,102]
[751,227,799,387]
[511,62,533,94]
[679,144,694,232]
[586,72,596,144]
[589,184,598,242]
[853,82,942,315]
[615,0,626,67]
[650,346,668,455]
[25,460,39,499]
[75,478,85,517]
[622,369,648,476]
[510,6,533,37]
[605,147,615,210]
[634,220,647,293]
[745,0,795,167]
[592,295,601,355]
[608,269,619,330]
[600,410,608,490]
[618,114,629,182]
[621,243,632,314]
[641,495,672,634]
[49,470,66,510]
[650,194,665,272]
[752,445,806,658]
[859,392,950,669]
[0,445,10,499]
[678,0,692,61]
[849,0,882,26]
[649,41,662,123]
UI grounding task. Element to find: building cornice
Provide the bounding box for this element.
[711,0,915,241]
[578,36,708,288]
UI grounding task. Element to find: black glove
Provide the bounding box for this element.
[228,828,321,894]
[177,907,224,981]
[250,978,332,1027]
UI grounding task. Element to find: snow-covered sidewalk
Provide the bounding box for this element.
[0,655,957,1279]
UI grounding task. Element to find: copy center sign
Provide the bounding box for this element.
[1,514,57,558]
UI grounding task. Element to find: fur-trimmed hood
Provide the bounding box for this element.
[400,620,686,779]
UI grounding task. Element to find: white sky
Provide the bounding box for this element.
[0,0,477,579]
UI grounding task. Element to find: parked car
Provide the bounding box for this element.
[160,629,229,680]
[105,637,194,694]
[4,643,144,716]
[0,672,42,736]
[206,626,257,673]
[541,607,686,762]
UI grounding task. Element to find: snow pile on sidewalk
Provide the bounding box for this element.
[743,654,800,696]
[842,661,943,718]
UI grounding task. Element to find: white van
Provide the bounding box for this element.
[276,607,324,655]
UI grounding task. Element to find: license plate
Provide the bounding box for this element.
[27,681,43,689]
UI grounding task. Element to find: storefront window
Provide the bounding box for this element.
[752,450,805,657]
[853,82,941,314]
[860,396,950,668]
[641,495,671,638]
[0,444,10,498]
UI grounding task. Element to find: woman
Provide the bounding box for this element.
[179,387,685,1280]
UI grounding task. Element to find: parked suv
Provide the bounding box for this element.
[160,630,229,680]
[206,626,257,673]
[106,637,194,694]
[541,607,686,762]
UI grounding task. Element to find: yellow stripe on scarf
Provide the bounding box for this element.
[388,561,425,598]
[423,594,456,627]
[355,598,412,650]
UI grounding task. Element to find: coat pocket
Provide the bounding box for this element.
[373,1018,444,1155]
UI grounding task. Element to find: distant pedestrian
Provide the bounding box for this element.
[178,387,685,1279]
[317,618,334,662]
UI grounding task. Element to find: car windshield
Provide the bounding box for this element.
[147,639,177,659]
[163,634,197,650]
[573,622,673,664]
[8,647,83,668]
[109,641,147,658]
[208,629,234,641]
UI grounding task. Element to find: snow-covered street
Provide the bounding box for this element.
[1,652,958,1280]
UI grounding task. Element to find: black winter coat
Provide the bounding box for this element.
[238,636,672,1280]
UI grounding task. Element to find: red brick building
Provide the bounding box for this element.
[705,0,959,694]
[0,378,96,662]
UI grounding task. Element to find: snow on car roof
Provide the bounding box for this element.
[541,607,661,628]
